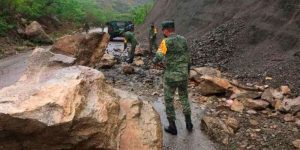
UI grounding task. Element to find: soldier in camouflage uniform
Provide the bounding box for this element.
[153,20,193,135]
[123,24,138,63]
[148,23,158,56]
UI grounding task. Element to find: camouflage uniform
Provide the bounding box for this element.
[153,33,191,121]
[124,31,138,63]
[148,26,158,54]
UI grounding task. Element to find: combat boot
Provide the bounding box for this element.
[164,119,177,135]
[185,114,193,131]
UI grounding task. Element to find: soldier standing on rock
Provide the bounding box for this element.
[153,20,193,135]
[148,22,158,56]
[123,24,138,63]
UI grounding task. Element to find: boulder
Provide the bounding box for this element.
[0,48,162,150]
[192,67,221,78]
[280,86,291,95]
[51,32,110,66]
[25,21,53,44]
[195,75,243,96]
[51,33,85,55]
[201,116,234,145]
[98,53,116,69]
[243,99,269,110]
[123,64,135,74]
[115,89,162,150]
[282,97,300,114]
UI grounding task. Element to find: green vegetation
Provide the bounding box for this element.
[0,0,154,35]
[131,3,154,25]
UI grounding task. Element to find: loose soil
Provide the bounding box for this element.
[139,0,300,94]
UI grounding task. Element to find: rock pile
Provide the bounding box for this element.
[191,67,300,149]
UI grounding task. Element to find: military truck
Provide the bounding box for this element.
[106,21,133,40]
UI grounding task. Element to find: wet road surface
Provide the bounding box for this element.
[0,51,31,89]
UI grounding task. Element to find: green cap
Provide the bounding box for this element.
[161,20,175,29]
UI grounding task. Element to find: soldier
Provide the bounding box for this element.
[123,24,138,63]
[83,22,90,34]
[148,23,158,56]
[153,20,193,135]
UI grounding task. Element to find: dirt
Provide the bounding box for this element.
[138,0,300,94]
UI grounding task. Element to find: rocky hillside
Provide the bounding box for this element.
[140,0,300,94]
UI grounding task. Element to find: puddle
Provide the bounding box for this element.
[153,98,216,150]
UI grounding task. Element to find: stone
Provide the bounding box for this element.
[133,57,144,67]
[189,69,198,79]
[51,33,85,55]
[123,64,135,74]
[295,119,300,127]
[25,21,53,44]
[274,99,283,110]
[196,76,242,96]
[292,139,300,149]
[284,114,295,122]
[249,119,259,126]
[114,89,163,150]
[225,117,239,132]
[134,45,144,56]
[98,53,116,69]
[0,48,162,150]
[231,91,262,99]
[247,109,258,115]
[192,67,222,78]
[49,53,76,65]
[201,116,234,145]
[282,97,300,114]
[280,86,291,95]
[231,100,244,113]
[51,32,110,66]
[261,88,274,102]
[244,99,269,110]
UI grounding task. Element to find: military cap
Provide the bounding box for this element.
[161,20,175,29]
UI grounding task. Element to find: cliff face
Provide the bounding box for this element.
[140,0,300,94]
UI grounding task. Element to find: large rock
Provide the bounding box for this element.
[98,53,116,69]
[195,75,243,96]
[281,97,300,114]
[201,116,235,145]
[51,32,110,66]
[0,48,162,150]
[243,99,269,110]
[25,21,53,44]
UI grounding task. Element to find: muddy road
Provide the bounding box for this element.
[0,35,217,149]
[102,41,217,150]
[0,51,31,89]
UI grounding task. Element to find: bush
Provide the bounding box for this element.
[0,17,13,36]
[131,3,154,25]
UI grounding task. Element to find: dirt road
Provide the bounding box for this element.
[0,51,31,89]
[103,41,217,150]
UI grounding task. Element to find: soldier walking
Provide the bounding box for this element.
[148,23,158,56]
[153,20,193,135]
[123,24,138,63]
